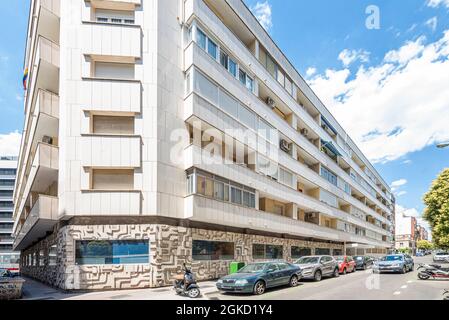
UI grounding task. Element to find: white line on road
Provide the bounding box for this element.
[401,285,408,289]
[407,280,413,284]
[393,291,401,295]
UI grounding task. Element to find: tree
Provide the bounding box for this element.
[423,169,449,249]
[417,240,433,251]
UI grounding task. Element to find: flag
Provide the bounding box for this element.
[23,68,29,90]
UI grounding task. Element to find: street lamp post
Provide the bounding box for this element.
[437,142,449,149]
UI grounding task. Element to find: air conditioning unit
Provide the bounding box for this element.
[322,124,329,131]
[300,128,309,137]
[280,139,291,153]
[42,135,53,145]
[266,97,276,109]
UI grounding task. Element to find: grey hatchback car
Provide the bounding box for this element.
[294,255,340,281]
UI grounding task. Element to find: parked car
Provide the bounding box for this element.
[216,262,302,295]
[353,256,374,270]
[335,256,356,274]
[433,252,449,263]
[294,255,339,281]
[416,252,424,257]
[0,268,14,279]
[373,254,414,274]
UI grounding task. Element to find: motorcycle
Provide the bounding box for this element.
[444,289,449,300]
[173,263,201,298]
[417,262,449,280]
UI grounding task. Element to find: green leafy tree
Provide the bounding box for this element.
[423,169,449,249]
[417,240,433,251]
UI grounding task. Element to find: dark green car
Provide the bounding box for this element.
[216,262,302,295]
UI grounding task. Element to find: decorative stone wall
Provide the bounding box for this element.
[20,223,343,290]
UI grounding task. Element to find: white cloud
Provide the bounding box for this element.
[391,179,408,188]
[425,16,438,32]
[427,0,449,8]
[251,1,273,31]
[307,30,449,163]
[396,191,407,197]
[338,49,370,67]
[402,160,412,164]
[0,131,21,156]
[306,67,317,77]
[396,205,432,237]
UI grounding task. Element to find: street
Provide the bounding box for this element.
[207,256,449,300]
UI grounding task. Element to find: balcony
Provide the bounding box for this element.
[81,21,141,59]
[77,190,142,216]
[15,143,59,222]
[79,78,141,113]
[13,195,58,251]
[85,0,141,10]
[185,195,391,248]
[29,0,60,44]
[80,134,142,168]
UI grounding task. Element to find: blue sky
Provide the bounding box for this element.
[245,0,449,231]
[1,1,448,232]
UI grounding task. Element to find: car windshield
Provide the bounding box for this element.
[436,252,448,256]
[354,256,363,260]
[335,256,345,262]
[295,257,319,264]
[238,264,266,273]
[381,255,403,261]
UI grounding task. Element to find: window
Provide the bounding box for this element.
[49,245,57,266]
[39,250,45,266]
[192,240,234,261]
[253,244,283,260]
[0,190,13,198]
[0,180,14,186]
[333,249,343,256]
[214,181,229,202]
[228,58,237,78]
[239,69,247,86]
[94,9,135,25]
[197,29,207,50]
[246,76,254,92]
[92,115,134,135]
[97,17,108,22]
[279,167,293,188]
[0,169,16,175]
[197,175,213,197]
[231,186,242,205]
[277,69,285,87]
[94,62,135,80]
[291,247,312,259]
[220,51,229,70]
[321,166,337,186]
[91,169,134,190]
[75,240,150,265]
[316,248,331,255]
[207,38,218,59]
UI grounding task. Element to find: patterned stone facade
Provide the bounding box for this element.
[20,223,343,290]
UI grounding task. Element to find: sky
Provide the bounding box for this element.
[244,0,449,233]
[1,0,448,234]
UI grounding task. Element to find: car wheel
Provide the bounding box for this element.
[289,275,299,287]
[410,265,414,272]
[253,280,266,295]
[401,266,407,274]
[333,268,340,278]
[314,270,322,282]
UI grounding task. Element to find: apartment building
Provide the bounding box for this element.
[0,157,20,270]
[395,214,418,254]
[13,0,394,290]
[416,225,429,242]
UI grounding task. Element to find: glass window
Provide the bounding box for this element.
[315,248,331,255]
[291,247,312,259]
[228,58,237,78]
[252,244,265,259]
[231,187,242,205]
[39,250,45,266]
[239,69,247,86]
[207,38,218,60]
[266,55,276,78]
[246,76,254,92]
[194,70,219,105]
[277,69,285,87]
[75,240,150,265]
[197,28,207,50]
[192,240,234,261]
[220,51,229,70]
[253,244,283,260]
[214,181,225,201]
[238,104,257,130]
[49,245,57,266]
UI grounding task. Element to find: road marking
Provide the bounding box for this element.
[407,280,413,284]
[401,285,408,289]
[393,291,401,295]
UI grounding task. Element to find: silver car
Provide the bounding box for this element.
[294,255,340,281]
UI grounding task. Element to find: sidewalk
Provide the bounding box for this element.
[21,277,220,300]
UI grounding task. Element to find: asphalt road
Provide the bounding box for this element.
[208,256,449,300]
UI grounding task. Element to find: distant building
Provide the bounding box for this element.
[395,213,418,254]
[416,225,429,242]
[0,156,19,271]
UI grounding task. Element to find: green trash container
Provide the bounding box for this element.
[229,262,245,274]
